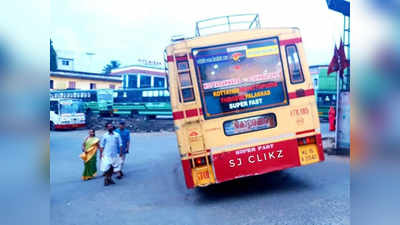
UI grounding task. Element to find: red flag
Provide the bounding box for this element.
[327,44,339,75]
[338,39,349,78]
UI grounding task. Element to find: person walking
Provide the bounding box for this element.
[81,129,100,181]
[115,121,130,179]
[100,122,123,186]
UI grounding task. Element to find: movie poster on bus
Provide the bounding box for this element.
[193,37,288,119]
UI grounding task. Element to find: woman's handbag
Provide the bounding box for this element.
[79,152,87,161]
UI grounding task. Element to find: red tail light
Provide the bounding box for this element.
[297,136,316,146]
[194,157,206,167]
[192,156,211,168]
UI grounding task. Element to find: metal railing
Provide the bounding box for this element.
[195,13,260,37]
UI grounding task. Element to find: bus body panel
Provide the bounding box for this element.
[54,123,86,129]
[211,133,324,183]
[166,28,324,188]
[212,138,299,183]
[50,88,172,118]
[50,89,113,115]
[112,88,172,117]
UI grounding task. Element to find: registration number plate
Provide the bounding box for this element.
[298,144,320,165]
[192,166,214,186]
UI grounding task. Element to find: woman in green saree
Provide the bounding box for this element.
[81,129,100,181]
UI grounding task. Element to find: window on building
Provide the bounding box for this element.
[90,83,96,89]
[68,81,76,89]
[313,78,318,88]
[50,80,54,89]
[62,60,70,66]
[285,45,304,84]
[109,84,115,89]
[154,77,165,88]
[128,74,137,88]
[140,75,151,88]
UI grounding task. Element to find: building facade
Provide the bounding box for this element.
[309,65,337,119]
[50,70,122,90]
[55,49,101,73]
[111,65,168,89]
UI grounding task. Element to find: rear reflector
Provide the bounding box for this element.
[297,136,316,146]
[194,157,206,167]
[192,156,211,168]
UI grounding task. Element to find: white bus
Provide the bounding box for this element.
[50,98,86,130]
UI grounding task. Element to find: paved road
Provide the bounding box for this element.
[50,128,349,225]
[320,122,335,139]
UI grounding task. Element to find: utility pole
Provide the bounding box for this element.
[325,0,350,150]
[86,52,96,72]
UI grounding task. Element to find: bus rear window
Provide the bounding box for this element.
[192,37,288,119]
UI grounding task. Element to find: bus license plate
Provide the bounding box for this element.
[298,144,320,165]
[192,167,212,186]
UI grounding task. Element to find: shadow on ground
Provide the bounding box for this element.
[192,170,312,204]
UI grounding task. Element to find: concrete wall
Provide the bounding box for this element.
[50,76,122,90]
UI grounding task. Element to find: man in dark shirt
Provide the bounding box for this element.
[115,121,130,179]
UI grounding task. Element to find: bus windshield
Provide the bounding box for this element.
[192,37,288,119]
[59,100,84,114]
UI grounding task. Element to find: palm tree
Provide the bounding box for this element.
[50,39,57,71]
[103,60,120,74]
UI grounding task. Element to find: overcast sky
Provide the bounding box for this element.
[51,0,344,72]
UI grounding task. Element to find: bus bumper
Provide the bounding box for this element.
[181,134,324,188]
[54,123,86,129]
[210,133,325,184]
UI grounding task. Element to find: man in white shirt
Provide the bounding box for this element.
[100,122,123,186]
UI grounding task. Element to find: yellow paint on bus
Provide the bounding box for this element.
[166,27,324,189]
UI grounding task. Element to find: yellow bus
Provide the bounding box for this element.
[165,15,324,188]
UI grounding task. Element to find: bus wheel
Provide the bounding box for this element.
[147,115,156,120]
[130,110,138,118]
[86,109,92,117]
[50,122,55,131]
[85,109,93,121]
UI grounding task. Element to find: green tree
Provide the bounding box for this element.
[102,60,120,74]
[50,39,57,71]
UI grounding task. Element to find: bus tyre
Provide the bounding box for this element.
[50,122,55,131]
[130,110,138,118]
[85,109,93,122]
[86,109,92,117]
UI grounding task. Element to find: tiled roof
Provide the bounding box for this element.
[111,68,167,76]
[50,70,122,82]
[111,65,167,76]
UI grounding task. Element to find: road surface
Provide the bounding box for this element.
[50,127,349,225]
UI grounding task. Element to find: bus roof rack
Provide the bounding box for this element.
[171,34,186,42]
[195,13,261,37]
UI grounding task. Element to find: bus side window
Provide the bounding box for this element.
[285,45,304,84]
[176,56,195,102]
